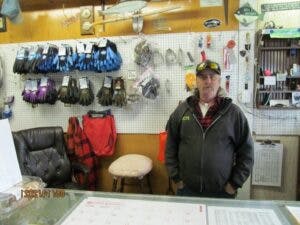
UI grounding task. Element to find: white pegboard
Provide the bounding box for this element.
[0,31,241,134]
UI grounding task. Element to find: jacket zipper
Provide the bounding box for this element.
[192,113,222,192]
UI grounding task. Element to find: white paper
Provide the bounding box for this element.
[0,119,22,192]
[292,92,300,105]
[60,197,207,225]
[252,142,283,186]
[200,0,223,7]
[264,76,277,85]
[286,206,300,223]
[208,206,282,225]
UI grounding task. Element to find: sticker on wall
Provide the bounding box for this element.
[203,19,221,28]
[234,2,263,26]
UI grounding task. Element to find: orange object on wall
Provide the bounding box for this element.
[157,131,168,163]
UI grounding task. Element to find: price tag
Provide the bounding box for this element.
[28,49,36,59]
[98,39,107,48]
[62,76,70,86]
[127,71,137,80]
[77,42,85,54]
[43,44,49,54]
[276,72,287,82]
[79,77,88,89]
[85,43,93,53]
[58,45,66,56]
[104,76,112,88]
[31,80,38,91]
[24,80,31,91]
[140,76,152,87]
[16,48,25,59]
[40,77,48,87]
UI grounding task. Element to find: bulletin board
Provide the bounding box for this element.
[0,31,239,133]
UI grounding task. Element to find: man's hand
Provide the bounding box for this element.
[224,182,236,195]
[175,180,184,189]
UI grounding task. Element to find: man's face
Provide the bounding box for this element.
[196,68,221,102]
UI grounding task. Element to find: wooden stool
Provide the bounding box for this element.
[108,154,153,193]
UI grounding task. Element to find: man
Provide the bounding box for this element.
[165,60,254,198]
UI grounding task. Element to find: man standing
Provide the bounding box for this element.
[165,60,254,198]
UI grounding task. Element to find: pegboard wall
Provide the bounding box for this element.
[0,31,241,133]
[0,30,271,135]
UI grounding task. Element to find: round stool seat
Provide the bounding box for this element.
[108,154,153,178]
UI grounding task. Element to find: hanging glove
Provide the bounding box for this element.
[97,76,113,106]
[141,77,160,99]
[23,46,37,74]
[134,40,152,67]
[36,77,58,104]
[112,77,126,107]
[13,47,29,74]
[22,79,32,103]
[125,78,140,103]
[58,76,79,104]
[68,78,80,104]
[31,46,43,74]
[78,77,94,106]
[58,76,70,103]
[45,79,58,105]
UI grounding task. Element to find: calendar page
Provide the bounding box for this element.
[60,197,207,225]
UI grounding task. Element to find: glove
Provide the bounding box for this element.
[134,40,152,67]
[125,79,140,103]
[13,47,29,74]
[97,76,113,106]
[58,76,79,104]
[112,77,126,107]
[78,77,94,106]
[67,78,79,104]
[141,77,160,99]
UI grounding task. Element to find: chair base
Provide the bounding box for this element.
[112,173,153,194]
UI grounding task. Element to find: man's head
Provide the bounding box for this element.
[196,60,221,102]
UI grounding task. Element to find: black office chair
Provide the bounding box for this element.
[12,126,90,189]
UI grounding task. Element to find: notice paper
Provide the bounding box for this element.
[208,206,282,225]
[200,0,223,7]
[60,197,207,225]
[286,206,300,224]
[252,142,283,186]
[0,119,22,192]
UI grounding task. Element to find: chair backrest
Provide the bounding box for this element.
[12,127,71,187]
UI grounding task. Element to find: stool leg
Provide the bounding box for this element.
[119,178,125,192]
[146,174,153,194]
[112,177,118,192]
[138,177,144,193]
[166,177,175,195]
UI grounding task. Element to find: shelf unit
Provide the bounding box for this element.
[255,29,300,109]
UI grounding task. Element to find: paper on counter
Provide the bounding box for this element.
[286,206,300,224]
[208,206,282,225]
[60,197,207,225]
[0,119,22,193]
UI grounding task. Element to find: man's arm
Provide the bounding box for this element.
[165,112,181,183]
[228,110,254,189]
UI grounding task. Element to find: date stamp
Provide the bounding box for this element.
[21,189,65,199]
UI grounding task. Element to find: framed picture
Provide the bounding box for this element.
[0,14,7,32]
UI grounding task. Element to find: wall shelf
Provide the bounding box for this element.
[255,29,300,109]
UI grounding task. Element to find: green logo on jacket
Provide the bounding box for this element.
[182,116,190,121]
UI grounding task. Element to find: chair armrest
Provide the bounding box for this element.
[71,162,90,174]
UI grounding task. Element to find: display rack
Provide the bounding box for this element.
[255,29,300,109]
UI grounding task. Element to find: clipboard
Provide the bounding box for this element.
[251,139,284,187]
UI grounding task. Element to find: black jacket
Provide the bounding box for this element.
[165,96,254,193]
